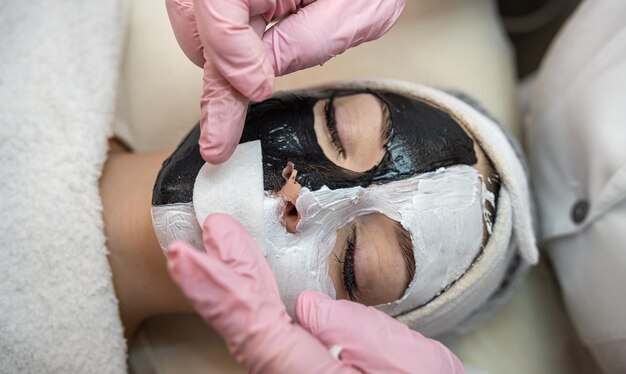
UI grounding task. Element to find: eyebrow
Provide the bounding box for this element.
[379,101,393,146]
[394,223,416,291]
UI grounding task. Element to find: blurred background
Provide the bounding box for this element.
[497,0,582,78]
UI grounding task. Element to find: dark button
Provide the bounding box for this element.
[571,200,589,224]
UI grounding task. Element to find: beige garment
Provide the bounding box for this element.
[525,0,626,372]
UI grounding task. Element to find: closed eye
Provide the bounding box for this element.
[333,223,359,302]
[324,97,345,159]
[343,224,358,301]
[312,93,389,173]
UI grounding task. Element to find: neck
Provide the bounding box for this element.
[100,149,192,341]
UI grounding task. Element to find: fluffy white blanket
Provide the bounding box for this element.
[0,1,127,372]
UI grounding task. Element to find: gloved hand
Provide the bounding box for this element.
[165,0,406,164]
[167,213,464,373]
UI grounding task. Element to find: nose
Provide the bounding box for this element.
[279,162,302,233]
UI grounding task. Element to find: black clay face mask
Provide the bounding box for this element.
[152,89,477,204]
[241,89,477,191]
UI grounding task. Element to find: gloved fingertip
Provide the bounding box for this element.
[200,213,260,266]
[298,291,332,305]
[201,213,238,237]
[295,291,332,328]
[167,240,203,268]
[166,240,189,262]
[199,139,237,165]
[166,245,179,262]
[165,241,197,283]
[197,83,247,164]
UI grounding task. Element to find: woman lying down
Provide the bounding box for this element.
[100,80,538,371]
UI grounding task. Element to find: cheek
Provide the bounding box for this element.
[353,246,407,305]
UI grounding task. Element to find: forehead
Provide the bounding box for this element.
[242,89,478,191]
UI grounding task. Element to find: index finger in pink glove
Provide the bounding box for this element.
[198,57,250,164]
[296,291,466,374]
[263,0,406,76]
[166,0,269,163]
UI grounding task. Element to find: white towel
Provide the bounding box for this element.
[0,1,128,373]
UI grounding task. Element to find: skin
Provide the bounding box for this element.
[313,93,389,172]
[100,93,496,339]
[328,213,409,305]
[100,147,192,340]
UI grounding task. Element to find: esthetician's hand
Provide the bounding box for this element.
[167,213,464,374]
[165,0,406,164]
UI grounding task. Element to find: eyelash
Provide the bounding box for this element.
[324,97,345,159]
[335,225,358,301]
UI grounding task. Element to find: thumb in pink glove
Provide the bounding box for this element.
[167,213,464,373]
[166,0,406,164]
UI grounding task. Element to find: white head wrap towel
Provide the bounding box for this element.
[153,80,538,337]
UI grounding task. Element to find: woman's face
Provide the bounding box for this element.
[239,89,496,309]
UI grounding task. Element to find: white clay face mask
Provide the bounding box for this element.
[262,164,494,316]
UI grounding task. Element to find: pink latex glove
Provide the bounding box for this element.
[166,0,406,164]
[167,213,464,373]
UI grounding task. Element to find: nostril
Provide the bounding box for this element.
[278,161,302,233]
[282,162,294,180]
[285,201,297,216]
[283,201,300,233]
